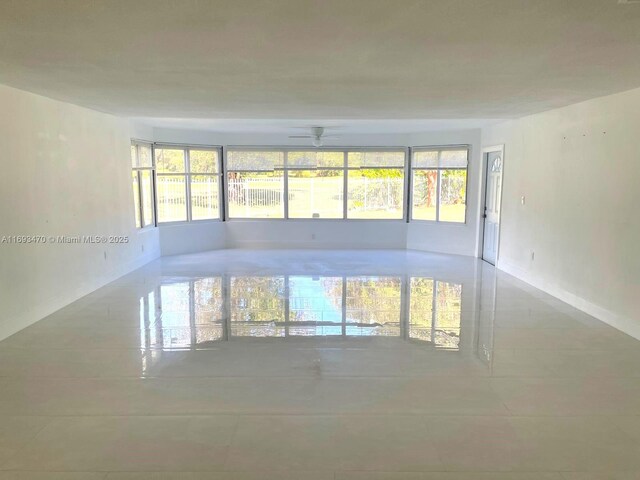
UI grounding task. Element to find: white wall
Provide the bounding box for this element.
[482,87,640,338]
[226,220,407,249]
[160,222,226,256]
[150,126,482,255]
[0,84,160,341]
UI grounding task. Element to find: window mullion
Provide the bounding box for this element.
[137,170,145,227]
[436,150,443,222]
[343,151,348,219]
[284,151,289,219]
[185,149,192,222]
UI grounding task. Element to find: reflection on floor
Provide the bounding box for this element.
[0,249,639,478]
[147,274,462,349]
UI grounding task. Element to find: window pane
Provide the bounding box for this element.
[138,144,153,168]
[439,169,467,223]
[440,149,468,168]
[191,175,219,220]
[288,151,344,168]
[227,150,284,171]
[140,170,154,227]
[189,149,218,173]
[412,150,438,168]
[347,151,405,168]
[132,171,141,228]
[130,145,138,168]
[345,276,401,336]
[227,171,284,218]
[347,169,404,219]
[155,148,185,174]
[412,170,437,221]
[156,174,187,222]
[409,277,434,342]
[288,170,344,219]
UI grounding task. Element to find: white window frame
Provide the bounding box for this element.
[223,146,409,221]
[409,145,470,224]
[154,143,223,225]
[131,140,156,229]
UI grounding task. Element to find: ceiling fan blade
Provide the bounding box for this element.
[288,135,313,138]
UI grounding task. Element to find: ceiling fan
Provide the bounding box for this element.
[288,126,339,147]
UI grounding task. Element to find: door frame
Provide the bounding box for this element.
[479,144,505,265]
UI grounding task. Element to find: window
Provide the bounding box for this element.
[347,151,405,219]
[226,150,285,219]
[411,147,468,223]
[155,146,221,223]
[131,142,155,228]
[225,148,407,220]
[287,151,344,218]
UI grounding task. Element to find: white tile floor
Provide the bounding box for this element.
[0,249,639,479]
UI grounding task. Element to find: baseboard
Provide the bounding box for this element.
[497,259,640,341]
[227,241,406,250]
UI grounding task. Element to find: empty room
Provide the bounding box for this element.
[0,0,639,478]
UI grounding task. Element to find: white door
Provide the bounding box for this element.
[482,148,503,265]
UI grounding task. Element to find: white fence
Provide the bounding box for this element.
[157,176,217,220]
[228,177,403,212]
[228,178,284,209]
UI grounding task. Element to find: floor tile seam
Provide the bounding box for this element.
[0,415,56,472]
[6,413,628,419]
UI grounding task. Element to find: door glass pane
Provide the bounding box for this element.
[140,170,154,227]
[347,169,404,219]
[288,170,343,218]
[227,171,284,218]
[412,170,437,221]
[191,175,219,220]
[439,169,467,223]
[157,175,187,222]
[132,171,141,228]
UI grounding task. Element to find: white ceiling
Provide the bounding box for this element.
[1,0,639,126]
